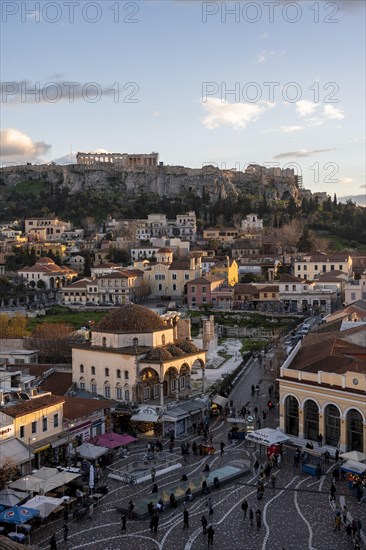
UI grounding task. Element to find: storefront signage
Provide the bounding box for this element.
[0,425,14,439]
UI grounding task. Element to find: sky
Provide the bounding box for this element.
[1,0,365,197]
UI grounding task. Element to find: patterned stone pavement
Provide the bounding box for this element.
[30,357,365,550]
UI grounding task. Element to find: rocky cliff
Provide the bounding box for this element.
[0,163,300,203]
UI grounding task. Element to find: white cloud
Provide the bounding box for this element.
[255,49,284,64]
[0,128,51,161]
[339,177,353,185]
[307,117,324,127]
[263,125,302,134]
[52,153,77,164]
[296,100,320,117]
[323,105,345,120]
[274,148,336,160]
[202,98,274,130]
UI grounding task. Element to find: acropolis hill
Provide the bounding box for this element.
[0,161,302,204]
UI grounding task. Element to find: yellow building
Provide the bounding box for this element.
[279,324,366,453]
[210,257,238,287]
[1,393,65,473]
[294,252,353,281]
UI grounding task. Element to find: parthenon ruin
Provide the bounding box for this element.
[76,152,159,168]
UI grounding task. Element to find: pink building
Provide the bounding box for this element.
[186,275,225,307]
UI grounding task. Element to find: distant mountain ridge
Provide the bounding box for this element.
[339,194,366,207]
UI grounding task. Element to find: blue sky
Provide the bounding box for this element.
[1,0,365,196]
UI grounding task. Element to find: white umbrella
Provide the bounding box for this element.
[89,465,94,493]
[25,496,64,518]
[340,460,366,475]
[340,450,366,463]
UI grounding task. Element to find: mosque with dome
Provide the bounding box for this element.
[72,303,206,407]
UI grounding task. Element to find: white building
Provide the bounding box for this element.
[345,271,366,305]
[241,213,263,233]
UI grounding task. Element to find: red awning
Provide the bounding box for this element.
[90,432,137,449]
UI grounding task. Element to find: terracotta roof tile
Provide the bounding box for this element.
[3,394,65,417]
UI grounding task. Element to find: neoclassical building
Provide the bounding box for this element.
[72,304,206,406]
[279,323,366,453]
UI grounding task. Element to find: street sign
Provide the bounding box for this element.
[247,415,254,423]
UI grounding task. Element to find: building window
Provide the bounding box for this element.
[285,285,289,291]
[154,384,160,397]
[91,366,96,375]
[105,368,109,377]
[170,379,176,391]
[117,369,121,379]
[102,337,107,347]
[172,284,177,291]
[180,376,185,389]
[116,386,123,400]
[104,385,111,398]
[125,389,130,402]
[292,285,296,291]
[184,274,190,280]
[91,380,97,394]
[31,421,37,434]
[43,417,48,432]
[172,273,177,280]
[330,265,335,271]
[314,265,318,270]
[80,364,84,373]
[53,414,59,428]
[202,297,207,302]
[124,370,129,380]
[297,265,301,271]
[79,377,85,390]
[20,425,25,438]
[143,387,150,400]
[162,334,166,345]
[351,292,356,300]
[202,286,207,294]
[303,265,307,271]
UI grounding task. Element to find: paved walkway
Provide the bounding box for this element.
[29,349,365,550]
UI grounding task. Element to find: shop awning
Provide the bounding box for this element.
[211,395,228,407]
[340,460,366,475]
[130,407,160,423]
[0,439,33,467]
[90,433,137,449]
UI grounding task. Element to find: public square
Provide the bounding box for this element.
[30,355,365,550]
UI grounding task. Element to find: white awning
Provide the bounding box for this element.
[340,451,366,463]
[130,412,160,423]
[245,428,289,446]
[212,395,228,407]
[340,460,366,475]
[0,439,33,467]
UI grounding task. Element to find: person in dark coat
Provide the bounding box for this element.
[183,507,189,529]
[50,533,57,549]
[121,513,127,531]
[201,514,208,534]
[207,525,215,547]
[249,509,254,527]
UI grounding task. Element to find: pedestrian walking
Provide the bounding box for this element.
[49,533,57,550]
[128,500,134,519]
[63,523,69,542]
[317,433,323,447]
[220,441,225,456]
[63,508,69,523]
[150,467,156,483]
[207,497,214,515]
[255,509,261,530]
[121,513,127,531]
[335,449,339,462]
[201,514,208,535]
[342,505,348,525]
[346,523,352,541]
[249,509,254,527]
[334,512,341,531]
[330,482,336,501]
[271,474,276,489]
[324,450,330,465]
[254,459,259,475]
[241,499,248,519]
[152,513,159,534]
[183,507,189,529]
[207,525,215,547]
